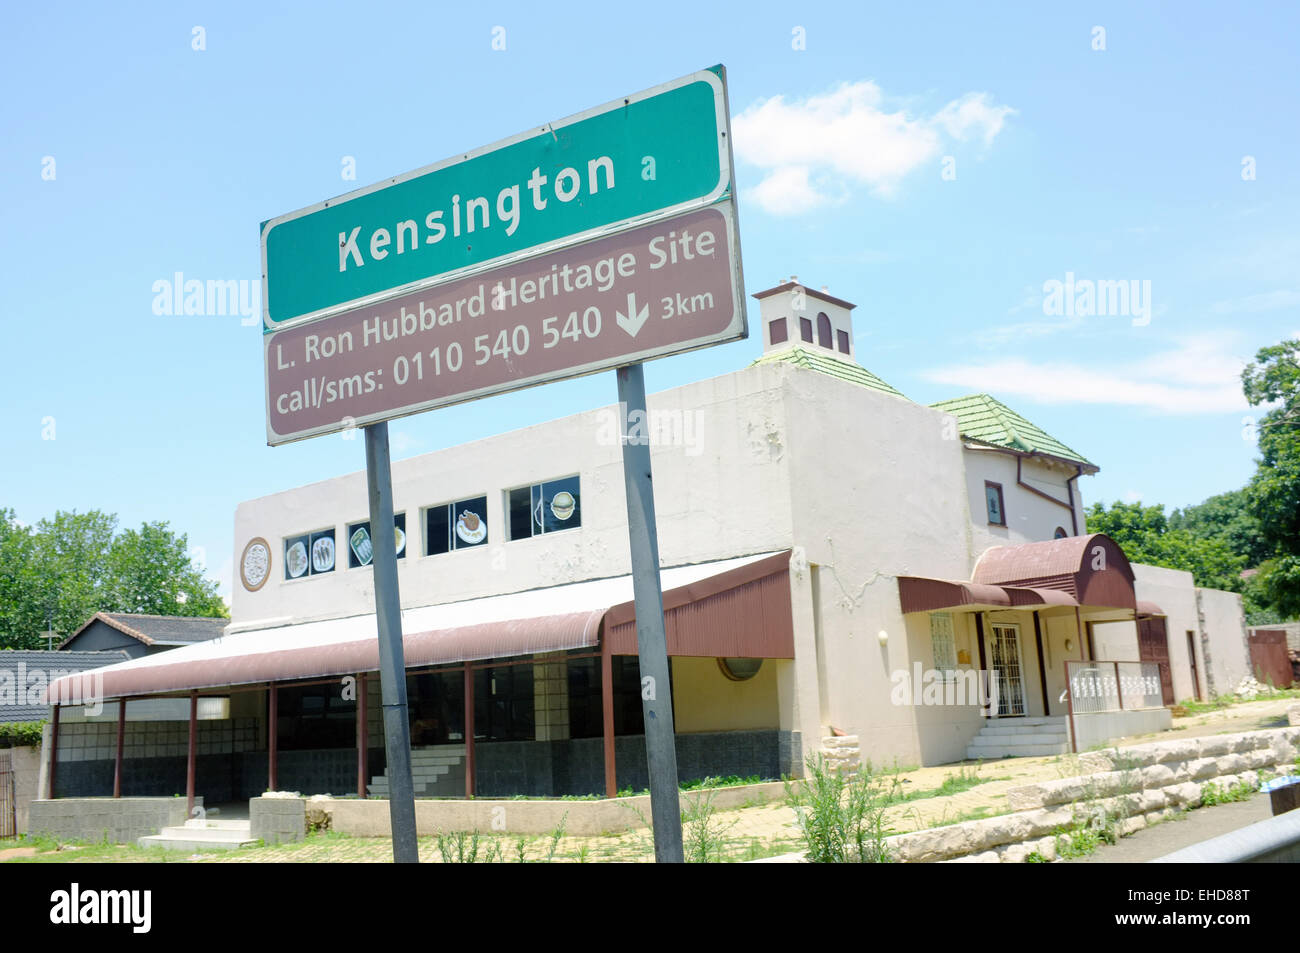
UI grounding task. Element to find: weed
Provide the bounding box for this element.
[681,787,739,863]
[1198,779,1255,807]
[785,753,895,862]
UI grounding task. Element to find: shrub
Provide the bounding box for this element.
[0,721,45,747]
[785,753,896,863]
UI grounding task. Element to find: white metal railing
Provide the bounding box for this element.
[1064,659,1167,751]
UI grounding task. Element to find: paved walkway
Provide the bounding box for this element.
[1071,794,1275,863]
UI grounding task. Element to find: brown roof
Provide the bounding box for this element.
[972,533,1135,610]
[900,534,1138,615]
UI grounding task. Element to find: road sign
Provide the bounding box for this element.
[264,202,743,445]
[260,67,732,332]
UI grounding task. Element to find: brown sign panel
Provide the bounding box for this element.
[264,203,744,445]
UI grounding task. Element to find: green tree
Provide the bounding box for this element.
[0,510,45,649]
[1085,501,1245,592]
[1168,489,1269,567]
[0,508,227,649]
[108,521,227,616]
[1240,338,1300,620]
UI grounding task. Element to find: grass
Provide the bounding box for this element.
[1176,687,1300,716]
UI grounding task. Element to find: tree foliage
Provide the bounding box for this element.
[1085,501,1244,592]
[0,507,226,649]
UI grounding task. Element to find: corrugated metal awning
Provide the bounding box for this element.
[898,577,1079,614]
[47,551,790,701]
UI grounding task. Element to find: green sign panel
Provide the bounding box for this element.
[261,67,732,331]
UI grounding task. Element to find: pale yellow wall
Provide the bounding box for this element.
[671,656,779,733]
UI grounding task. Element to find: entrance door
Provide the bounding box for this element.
[988,624,1027,717]
[1186,631,1202,702]
[1137,616,1174,705]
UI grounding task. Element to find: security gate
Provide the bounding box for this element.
[0,751,14,839]
[988,624,1027,716]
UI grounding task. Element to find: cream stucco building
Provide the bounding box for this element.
[46,281,1255,802]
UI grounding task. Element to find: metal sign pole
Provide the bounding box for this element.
[363,421,419,863]
[616,363,684,863]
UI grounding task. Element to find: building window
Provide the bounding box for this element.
[718,658,763,681]
[275,683,355,749]
[1054,526,1068,539]
[408,669,465,745]
[425,496,489,555]
[474,664,534,741]
[836,329,851,354]
[984,482,1006,526]
[508,476,581,540]
[768,318,788,345]
[930,613,957,681]
[283,528,336,580]
[816,312,832,349]
[799,316,813,342]
[346,513,406,568]
[567,656,646,739]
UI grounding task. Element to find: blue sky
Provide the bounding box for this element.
[2,2,1297,600]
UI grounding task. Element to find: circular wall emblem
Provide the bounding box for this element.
[240,537,271,591]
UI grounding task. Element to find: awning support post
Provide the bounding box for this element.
[113,697,126,798]
[463,662,475,799]
[48,704,59,799]
[616,363,684,863]
[186,691,197,819]
[268,683,278,791]
[356,673,368,799]
[602,635,616,798]
[364,421,419,863]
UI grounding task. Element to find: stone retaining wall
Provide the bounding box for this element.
[320,779,792,837]
[250,795,307,844]
[886,727,1300,864]
[28,796,203,844]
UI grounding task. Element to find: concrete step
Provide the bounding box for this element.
[139,834,260,852]
[970,732,1067,747]
[181,818,252,832]
[965,742,1069,759]
[140,821,258,851]
[977,723,1068,736]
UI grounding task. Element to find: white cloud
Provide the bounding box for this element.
[1122,489,1144,503]
[924,334,1250,414]
[732,81,1015,215]
[1209,289,1300,315]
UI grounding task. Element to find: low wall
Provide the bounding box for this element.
[28,796,203,844]
[886,727,1300,863]
[8,744,42,834]
[1071,708,1172,751]
[250,795,307,845]
[321,779,791,837]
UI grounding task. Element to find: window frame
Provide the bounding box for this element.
[930,612,958,684]
[984,481,1007,527]
[423,495,489,557]
[345,512,407,569]
[282,526,337,581]
[506,475,582,541]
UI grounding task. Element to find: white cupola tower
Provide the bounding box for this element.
[752,276,858,363]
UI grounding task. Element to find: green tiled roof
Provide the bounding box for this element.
[929,393,1097,470]
[751,346,908,400]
